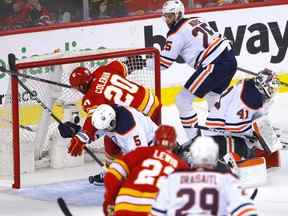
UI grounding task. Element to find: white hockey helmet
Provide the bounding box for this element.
[254,68,280,99]
[91,104,116,131]
[189,137,219,166]
[162,0,185,21]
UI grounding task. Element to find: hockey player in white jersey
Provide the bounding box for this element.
[150,137,258,216]
[69,104,158,185]
[90,104,158,155]
[160,0,237,141]
[204,68,281,166]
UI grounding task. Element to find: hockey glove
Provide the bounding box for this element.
[68,132,89,157]
[107,205,115,216]
[58,121,81,138]
[103,203,114,216]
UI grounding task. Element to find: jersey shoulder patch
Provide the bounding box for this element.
[241,80,264,110]
[113,105,136,135]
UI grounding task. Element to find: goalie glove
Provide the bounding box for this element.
[58,121,81,138]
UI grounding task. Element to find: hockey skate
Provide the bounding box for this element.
[88,172,105,186]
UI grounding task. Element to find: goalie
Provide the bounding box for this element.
[203,68,281,168]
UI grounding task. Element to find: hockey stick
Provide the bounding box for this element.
[195,125,255,140]
[57,197,73,216]
[250,188,258,200]
[0,66,72,89]
[8,72,104,168]
[0,117,34,132]
[237,67,288,87]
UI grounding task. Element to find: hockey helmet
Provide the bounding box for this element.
[154,125,177,150]
[188,136,219,166]
[91,104,116,131]
[69,67,92,89]
[162,0,185,27]
[254,68,280,99]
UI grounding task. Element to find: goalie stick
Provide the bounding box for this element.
[195,124,255,140]
[6,58,104,168]
[178,124,285,155]
[237,67,288,87]
[0,66,72,89]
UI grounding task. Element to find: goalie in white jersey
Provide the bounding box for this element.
[150,137,258,216]
[160,0,237,141]
[204,68,281,166]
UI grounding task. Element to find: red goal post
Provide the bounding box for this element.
[3,47,161,188]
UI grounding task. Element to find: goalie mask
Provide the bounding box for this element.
[154,125,177,150]
[91,104,116,131]
[188,137,219,166]
[69,67,92,93]
[162,0,185,28]
[254,68,280,99]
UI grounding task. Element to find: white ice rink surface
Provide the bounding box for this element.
[0,94,288,216]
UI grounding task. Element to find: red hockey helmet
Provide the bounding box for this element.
[69,67,92,88]
[154,125,177,149]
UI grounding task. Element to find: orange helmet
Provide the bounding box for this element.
[154,125,177,149]
[69,67,92,88]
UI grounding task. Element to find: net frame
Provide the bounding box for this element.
[8,47,161,188]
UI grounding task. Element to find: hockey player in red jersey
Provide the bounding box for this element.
[150,136,258,216]
[58,60,161,156]
[69,60,160,124]
[103,125,189,216]
[57,60,161,184]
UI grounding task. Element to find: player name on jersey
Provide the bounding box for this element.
[153,150,179,168]
[180,172,217,185]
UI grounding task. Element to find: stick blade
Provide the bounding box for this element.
[250,188,258,200]
[57,197,73,216]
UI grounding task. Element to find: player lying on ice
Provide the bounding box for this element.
[103,125,189,216]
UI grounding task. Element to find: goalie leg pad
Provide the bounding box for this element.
[237,157,267,188]
[252,116,282,154]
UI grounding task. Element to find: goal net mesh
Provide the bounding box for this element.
[0,48,160,188]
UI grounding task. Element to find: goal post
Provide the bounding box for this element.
[1,47,161,188]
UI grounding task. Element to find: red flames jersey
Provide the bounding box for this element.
[81,60,159,119]
[103,146,189,216]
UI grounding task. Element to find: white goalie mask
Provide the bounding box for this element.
[254,68,280,99]
[162,0,185,21]
[188,137,219,166]
[91,104,116,131]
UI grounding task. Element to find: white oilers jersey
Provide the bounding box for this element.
[205,80,267,136]
[160,17,231,70]
[150,168,257,216]
[104,106,157,154]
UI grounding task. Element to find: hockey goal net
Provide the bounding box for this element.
[0,47,161,188]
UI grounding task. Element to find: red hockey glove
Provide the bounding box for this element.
[103,201,115,216]
[68,132,90,157]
